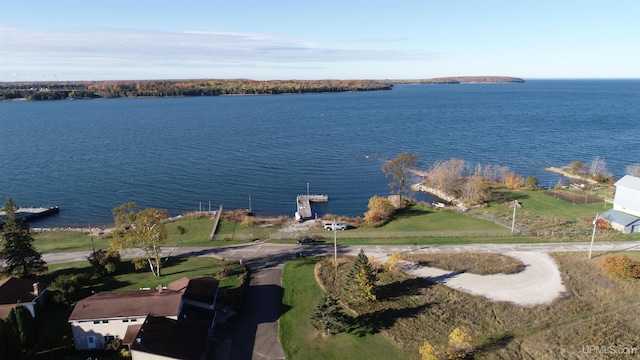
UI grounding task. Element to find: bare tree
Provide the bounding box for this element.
[626,163,640,177]
[425,158,467,196]
[589,156,611,181]
[382,152,419,205]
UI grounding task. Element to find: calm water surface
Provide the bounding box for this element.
[1,80,638,226]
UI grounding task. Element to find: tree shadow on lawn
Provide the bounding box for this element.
[390,206,432,221]
[349,302,436,337]
[489,189,529,204]
[475,332,515,354]
[375,277,434,301]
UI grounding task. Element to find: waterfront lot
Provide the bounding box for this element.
[281,252,640,359]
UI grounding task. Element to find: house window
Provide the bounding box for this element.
[93,320,100,324]
[130,318,137,322]
[104,335,115,342]
[102,320,109,324]
[122,319,129,323]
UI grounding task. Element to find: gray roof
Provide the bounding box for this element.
[615,175,640,191]
[601,209,640,227]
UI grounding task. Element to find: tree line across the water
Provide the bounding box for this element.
[0,79,392,101]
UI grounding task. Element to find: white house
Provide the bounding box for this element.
[69,276,219,353]
[601,175,640,234]
[68,285,183,350]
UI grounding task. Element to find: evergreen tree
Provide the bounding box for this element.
[310,293,350,335]
[14,305,37,349]
[4,309,24,357]
[342,249,378,304]
[0,318,22,359]
[1,197,47,278]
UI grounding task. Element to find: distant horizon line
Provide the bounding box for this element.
[1,77,639,84]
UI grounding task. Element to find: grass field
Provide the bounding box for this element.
[299,252,640,360]
[476,188,614,234]
[280,258,404,360]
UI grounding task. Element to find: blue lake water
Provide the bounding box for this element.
[1,80,638,227]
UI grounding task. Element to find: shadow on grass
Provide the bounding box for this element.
[476,332,515,354]
[490,189,529,204]
[590,242,640,259]
[349,302,435,336]
[376,277,433,301]
[391,206,433,220]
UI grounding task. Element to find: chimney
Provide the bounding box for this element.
[157,284,163,294]
[32,282,39,296]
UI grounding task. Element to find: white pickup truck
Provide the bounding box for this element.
[323,222,347,230]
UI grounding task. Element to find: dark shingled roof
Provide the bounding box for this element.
[0,278,46,319]
[171,276,219,305]
[68,288,183,321]
[130,315,210,360]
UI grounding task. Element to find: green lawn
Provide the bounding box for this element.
[45,256,244,293]
[33,230,111,253]
[506,189,608,218]
[33,217,261,253]
[280,258,403,360]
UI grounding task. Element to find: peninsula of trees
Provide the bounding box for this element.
[394,76,525,84]
[0,76,525,101]
[0,79,392,101]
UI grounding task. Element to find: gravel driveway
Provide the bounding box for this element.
[399,251,566,307]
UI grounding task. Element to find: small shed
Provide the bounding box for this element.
[601,210,640,234]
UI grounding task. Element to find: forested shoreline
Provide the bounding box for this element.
[0,79,392,101]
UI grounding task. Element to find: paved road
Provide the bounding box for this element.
[42,240,640,265]
[41,240,640,360]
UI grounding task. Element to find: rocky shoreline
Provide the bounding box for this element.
[544,167,598,184]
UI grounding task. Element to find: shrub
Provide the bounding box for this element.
[504,172,525,189]
[240,215,260,227]
[525,176,539,190]
[363,196,395,227]
[595,218,612,230]
[48,273,89,305]
[598,255,640,280]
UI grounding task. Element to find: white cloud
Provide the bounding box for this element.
[0,25,435,80]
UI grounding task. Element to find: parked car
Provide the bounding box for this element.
[324,222,347,230]
[296,237,316,245]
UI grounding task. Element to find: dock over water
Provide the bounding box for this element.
[0,206,60,226]
[296,194,328,219]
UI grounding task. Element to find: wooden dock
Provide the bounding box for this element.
[296,194,328,220]
[0,206,60,226]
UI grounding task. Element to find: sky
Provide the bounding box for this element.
[1,0,639,81]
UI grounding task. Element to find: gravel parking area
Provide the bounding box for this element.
[399,251,566,307]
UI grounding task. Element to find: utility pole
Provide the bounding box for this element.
[589,212,599,259]
[511,200,518,234]
[89,223,96,259]
[333,219,337,271]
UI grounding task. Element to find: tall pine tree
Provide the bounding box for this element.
[342,249,378,304]
[1,197,47,278]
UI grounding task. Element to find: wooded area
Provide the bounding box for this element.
[0,79,392,101]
